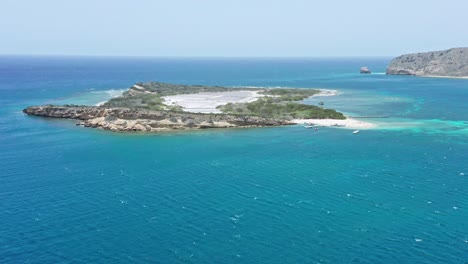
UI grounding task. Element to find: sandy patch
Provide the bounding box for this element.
[163,90,265,113]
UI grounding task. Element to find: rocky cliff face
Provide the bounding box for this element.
[23,106,293,132]
[386,48,468,77]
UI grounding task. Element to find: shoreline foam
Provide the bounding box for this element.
[422,75,468,80]
[292,118,377,129]
[313,89,340,97]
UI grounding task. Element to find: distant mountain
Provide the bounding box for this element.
[386,48,468,77]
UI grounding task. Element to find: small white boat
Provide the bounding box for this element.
[353,130,360,134]
[304,125,314,128]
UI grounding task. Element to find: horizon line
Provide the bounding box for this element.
[0,53,395,59]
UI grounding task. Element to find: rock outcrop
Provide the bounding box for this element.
[23,105,293,132]
[386,47,468,77]
[360,67,371,74]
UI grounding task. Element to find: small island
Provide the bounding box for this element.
[360,67,371,74]
[386,47,468,78]
[23,82,372,132]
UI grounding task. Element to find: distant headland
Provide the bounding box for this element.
[386,47,468,78]
[23,82,369,132]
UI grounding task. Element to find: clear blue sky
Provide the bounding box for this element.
[1,0,466,57]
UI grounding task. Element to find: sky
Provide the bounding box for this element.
[1,0,467,57]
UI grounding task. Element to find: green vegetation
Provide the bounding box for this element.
[102,82,345,120]
[103,94,167,110]
[218,98,345,119]
[104,82,246,111]
[128,82,245,96]
[260,88,320,98]
[62,104,88,107]
[166,104,184,112]
[218,88,345,120]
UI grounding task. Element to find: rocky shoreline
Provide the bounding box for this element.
[23,105,293,132]
[386,47,468,77]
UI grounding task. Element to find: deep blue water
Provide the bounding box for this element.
[1,56,467,263]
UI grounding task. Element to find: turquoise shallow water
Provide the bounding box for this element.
[1,57,467,263]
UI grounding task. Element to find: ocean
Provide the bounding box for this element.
[0,56,467,263]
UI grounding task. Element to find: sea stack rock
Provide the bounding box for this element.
[386,47,468,77]
[360,67,371,74]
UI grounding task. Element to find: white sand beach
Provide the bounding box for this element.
[163,88,340,113]
[163,90,264,113]
[292,118,377,129]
